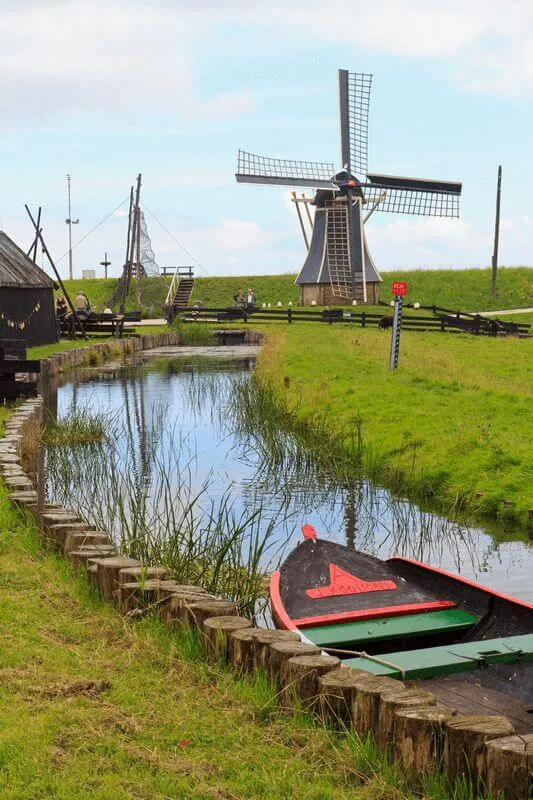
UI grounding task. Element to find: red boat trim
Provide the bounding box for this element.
[270,570,298,631]
[390,557,533,610]
[291,600,456,628]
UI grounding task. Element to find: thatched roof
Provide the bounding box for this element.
[0,231,54,289]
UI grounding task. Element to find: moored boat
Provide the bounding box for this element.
[270,525,533,704]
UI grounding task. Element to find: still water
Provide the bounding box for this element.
[47,351,533,602]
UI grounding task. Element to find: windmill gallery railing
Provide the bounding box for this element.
[172,307,530,337]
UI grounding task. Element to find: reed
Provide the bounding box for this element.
[45,402,291,618]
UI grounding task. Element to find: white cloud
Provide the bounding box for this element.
[211,220,266,251]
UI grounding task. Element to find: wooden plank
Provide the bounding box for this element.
[343,634,533,680]
[302,609,478,648]
[422,677,533,734]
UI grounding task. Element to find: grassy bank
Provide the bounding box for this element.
[254,325,533,529]
[0,489,472,800]
[59,277,171,317]
[190,268,533,312]
[59,267,532,316]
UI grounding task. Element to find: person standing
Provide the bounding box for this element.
[247,288,256,308]
[75,290,91,316]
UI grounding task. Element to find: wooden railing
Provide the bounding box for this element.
[172,307,530,336]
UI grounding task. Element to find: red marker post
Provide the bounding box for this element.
[389,282,407,370]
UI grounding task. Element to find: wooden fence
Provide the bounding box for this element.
[175,307,530,336]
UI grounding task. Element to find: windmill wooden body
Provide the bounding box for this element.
[237,70,462,305]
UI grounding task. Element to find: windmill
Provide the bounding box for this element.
[236,70,462,305]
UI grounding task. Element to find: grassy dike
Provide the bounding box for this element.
[254,325,533,530]
[59,267,533,318]
[0,487,468,800]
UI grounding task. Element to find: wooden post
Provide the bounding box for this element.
[228,627,264,672]
[118,566,171,586]
[202,616,253,661]
[318,668,374,727]
[96,557,142,602]
[491,165,502,298]
[280,654,341,711]
[377,687,436,750]
[64,531,110,555]
[46,522,92,552]
[86,563,100,587]
[159,589,212,627]
[352,675,403,737]
[266,641,321,685]
[118,579,170,615]
[250,629,301,674]
[444,714,515,789]
[394,705,457,777]
[485,733,533,800]
[185,599,237,631]
[69,545,117,574]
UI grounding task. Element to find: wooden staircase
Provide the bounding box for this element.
[172,278,194,308]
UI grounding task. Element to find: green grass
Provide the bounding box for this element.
[0,489,435,800]
[58,268,532,318]
[59,277,171,318]
[255,325,533,529]
[191,267,533,313]
[0,487,492,799]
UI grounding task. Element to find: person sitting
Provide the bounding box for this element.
[55,295,68,319]
[233,289,245,308]
[75,290,91,317]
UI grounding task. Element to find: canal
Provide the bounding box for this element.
[44,349,533,604]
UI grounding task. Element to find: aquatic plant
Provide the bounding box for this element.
[45,400,292,618]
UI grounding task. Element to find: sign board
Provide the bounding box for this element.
[392,281,407,296]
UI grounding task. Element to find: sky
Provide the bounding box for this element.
[1,1,533,280]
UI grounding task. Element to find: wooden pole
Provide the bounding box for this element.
[119,187,134,313]
[25,205,87,339]
[292,192,309,250]
[135,205,141,312]
[491,165,502,297]
[302,193,314,229]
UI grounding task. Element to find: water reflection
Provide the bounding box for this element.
[45,354,533,602]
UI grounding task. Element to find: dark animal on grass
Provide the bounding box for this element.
[378,316,394,329]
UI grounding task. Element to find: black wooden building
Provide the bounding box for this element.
[0,231,57,347]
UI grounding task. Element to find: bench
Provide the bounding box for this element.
[60,314,125,338]
[301,608,478,649]
[343,633,533,680]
